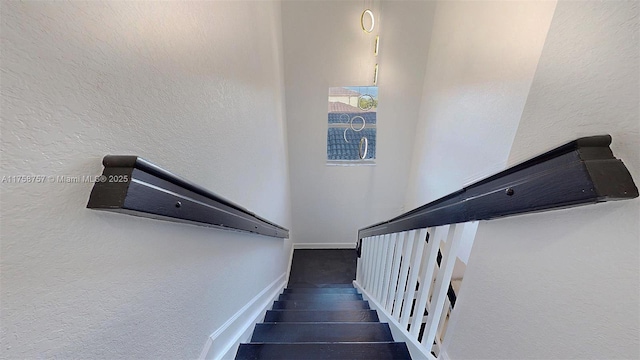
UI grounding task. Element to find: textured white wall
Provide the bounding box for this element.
[404,0,557,210]
[446,1,639,358]
[282,1,435,246]
[0,2,292,358]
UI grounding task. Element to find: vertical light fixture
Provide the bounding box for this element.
[361,9,375,33]
[361,1,380,86]
[373,64,378,85]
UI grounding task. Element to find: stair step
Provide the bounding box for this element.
[250,323,394,343]
[286,283,355,288]
[283,287,359,294]
[278,293,362,301]
[264,310,379,322]
[235,342,411,360]
[271,300,369,310]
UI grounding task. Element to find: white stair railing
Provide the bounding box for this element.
[354,223,473,359]
[353,136,638,359]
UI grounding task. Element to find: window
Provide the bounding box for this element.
[327,86,377,164]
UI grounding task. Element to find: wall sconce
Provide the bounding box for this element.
[373,64,378,85]
[361,9,375,33]
[374,35,379,56]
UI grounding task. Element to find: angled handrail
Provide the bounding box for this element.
[86,155,289,238]
[358,135,637,244]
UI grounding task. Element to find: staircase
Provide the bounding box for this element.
[235,283,412,359]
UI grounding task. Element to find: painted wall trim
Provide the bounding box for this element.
[293,243,356,249]
[199,273,286,360]
[354,280,437,360]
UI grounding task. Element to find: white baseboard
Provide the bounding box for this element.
[200,273,286,360]
[353,280,436,360]
[293,242,355,249]
[285,244,295,285]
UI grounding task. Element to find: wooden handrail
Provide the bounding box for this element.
[358,135,637,243]
[86,155,289,238]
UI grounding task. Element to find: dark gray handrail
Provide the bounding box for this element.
[358,135,637,246]
[87,155,289,238]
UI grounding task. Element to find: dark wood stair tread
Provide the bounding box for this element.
[235,342,411,360]
[237,251,410,359]
[264,310,379,322]
[271,300,369,310]
[250,323,394,343]
[278,293,363,301]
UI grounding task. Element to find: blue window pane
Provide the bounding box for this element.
[328,86,377,162]
[328,112,377,125]
[327,128,376,160]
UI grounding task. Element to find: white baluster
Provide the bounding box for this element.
[436,296,452,343]
[371,236,382,291]
[391,230,416,320]
[385,233,404,312]
[379,233,397,307]
[369,235,381,292]
[362,237,372,289]
[409,226,440,337]
[400,228,428,329]
[360,237,370,286]
[371,235,388,300]
[372,234,385,300]
[421,223,465,348]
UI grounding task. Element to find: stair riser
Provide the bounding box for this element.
[286,283,355,288]
[264,310,379,322]
[250,323,394,343]
[283,288,358,294]
[271,301,370,310]
[278,294,362,301]
[235,342,411,360]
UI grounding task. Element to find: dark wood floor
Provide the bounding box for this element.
[288,249,357,286]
